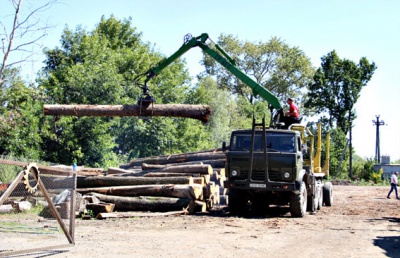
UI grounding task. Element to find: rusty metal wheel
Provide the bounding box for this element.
[23,163,40,194]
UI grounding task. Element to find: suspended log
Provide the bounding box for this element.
[77,176,193,188]
[121,152,226,168]
[78,184,203,200]
[89,193,192,212]
[43,104,212,123]
[141,159,226,170]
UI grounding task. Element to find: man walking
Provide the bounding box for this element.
[387,171,399,199]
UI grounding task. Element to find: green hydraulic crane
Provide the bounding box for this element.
[138,33,283,124]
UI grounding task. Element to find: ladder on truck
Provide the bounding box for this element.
[248,117,270,182]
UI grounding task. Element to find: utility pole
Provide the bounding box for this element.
[372,115,385,163]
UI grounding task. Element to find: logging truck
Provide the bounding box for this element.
[138,33,333,217]
[223,120,333,217]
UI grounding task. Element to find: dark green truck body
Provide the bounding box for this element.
[223,128,332,217]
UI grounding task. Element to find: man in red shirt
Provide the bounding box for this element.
[285,98,299,118]
[280,98,301,129]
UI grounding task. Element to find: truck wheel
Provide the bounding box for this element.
[228,189,247,215]
[290,181,307,217]
[307,184,318,212]
[317,186,323,210]
[323,182,333,206]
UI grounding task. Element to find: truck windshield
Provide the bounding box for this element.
[231,132,296,153]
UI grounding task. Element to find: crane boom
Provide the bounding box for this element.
[142,33,283,112]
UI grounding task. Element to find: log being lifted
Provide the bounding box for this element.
[43,104,212,123]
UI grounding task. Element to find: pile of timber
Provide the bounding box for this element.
[77,149,228,217]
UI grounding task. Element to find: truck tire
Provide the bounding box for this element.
[228,189,247,215]
[307,183,318,212]
[290,181,307,217]
[317,186,323,210]
[323,182,333,206]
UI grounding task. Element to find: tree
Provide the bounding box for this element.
[39,16,194,166]
[188,76,248,148]
[305,50,377,179]
[305,50,377,133]
[201,34,314,112]
[0,0,57,84]
[0,69,43,159]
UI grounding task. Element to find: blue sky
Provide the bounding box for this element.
[2,0,400,161]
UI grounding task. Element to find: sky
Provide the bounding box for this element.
[2,0,400,161]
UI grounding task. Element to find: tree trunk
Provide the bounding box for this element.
[121,152,226,168]
[43,104,212,123]
[89,193,192,212]
[77,176,193,188]
[78,184,203,200]
[106,167,137,175]
[140,164,213,175]
[96,210,187,219]
[141,159,226,170]
[142,172,200,177]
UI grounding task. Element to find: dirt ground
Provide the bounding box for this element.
[4,185,400,258]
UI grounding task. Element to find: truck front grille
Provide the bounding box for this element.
[239,170,281,181]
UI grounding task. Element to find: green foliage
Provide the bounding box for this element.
[202,34,315,109]
[328,127,349,178]
[188,76,250,148]
[305,50,377,133]
[0,163,18,184]
[39,16,193,166]
[0,69,43,160]
[0,15,380,177]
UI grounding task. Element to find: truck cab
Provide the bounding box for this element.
[223,121,333,217]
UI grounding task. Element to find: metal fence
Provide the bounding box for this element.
[0,162,76,257]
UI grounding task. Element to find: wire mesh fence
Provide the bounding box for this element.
[0,162,76,257]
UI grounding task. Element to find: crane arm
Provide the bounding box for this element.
[142,33,282,111]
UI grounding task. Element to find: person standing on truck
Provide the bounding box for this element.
[281,98,301,128]
[285,98,299,118]
[387,171,399,199]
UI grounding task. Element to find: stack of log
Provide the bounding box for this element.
[76,149,228,217]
